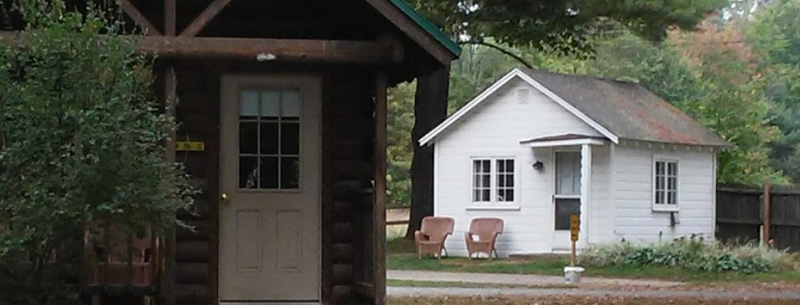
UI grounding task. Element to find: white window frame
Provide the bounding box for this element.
[652,156,679,212]
[469,157,518,210]
[471,158,492,203]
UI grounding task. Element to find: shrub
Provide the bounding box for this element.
[581,235,797,274]
[0,1,194,304]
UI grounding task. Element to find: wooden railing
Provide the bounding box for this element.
[83,225,160,302]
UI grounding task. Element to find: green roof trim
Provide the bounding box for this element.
[388,0,462,57]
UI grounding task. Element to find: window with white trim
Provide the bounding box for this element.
[653,159,679,210]
[472,159,491,202]
[472,158,515,203]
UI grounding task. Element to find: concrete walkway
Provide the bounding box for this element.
[388,270,683,288]
[386,270,800,300]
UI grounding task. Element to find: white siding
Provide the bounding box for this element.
[612,144,716,243]
[590,145,615,245]
[434,79,604,256]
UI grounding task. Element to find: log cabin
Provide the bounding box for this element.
[1,1,460,305]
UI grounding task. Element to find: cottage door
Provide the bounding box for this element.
[553,151,581,251]
[219,76,321,303]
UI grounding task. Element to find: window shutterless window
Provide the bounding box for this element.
[472,159,491,202]
[653,159,678,211]
[472,158,515,203]
[496,159,515,202]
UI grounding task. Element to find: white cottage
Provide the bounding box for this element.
[419,68,728,255]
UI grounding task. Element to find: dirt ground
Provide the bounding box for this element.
[389,296,797,305]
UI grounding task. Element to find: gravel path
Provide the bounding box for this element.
[387,287,800,300]
[387,270,800,300]
[388,270,683,288]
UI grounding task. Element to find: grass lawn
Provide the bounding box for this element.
[387,239,800,283]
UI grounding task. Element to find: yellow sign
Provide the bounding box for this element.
[176,141,205,152]
[570,215,580,242]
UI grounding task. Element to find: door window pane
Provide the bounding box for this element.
[281,157,300,189]
[281,123,300,155]
[240,90,260,119]
[260,122,279,155]
[239,157,259,189]
[282,90,301,119]
[555,198,581,230]
[260,157,279,189]
[260,91,280,119]
[239,122,259,155]
[556,152,581,195]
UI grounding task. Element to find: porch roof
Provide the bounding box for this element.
[520,133,607,148]
[387,0,461,57]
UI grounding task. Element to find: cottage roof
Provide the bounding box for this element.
[419,68,728,147]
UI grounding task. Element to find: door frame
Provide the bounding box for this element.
[217,74,323,304]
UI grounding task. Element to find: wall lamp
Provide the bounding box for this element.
[532,161,544,171]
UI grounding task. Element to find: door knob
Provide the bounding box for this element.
[221,193,229,204]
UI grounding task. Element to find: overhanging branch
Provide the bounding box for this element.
[464,40,534,69]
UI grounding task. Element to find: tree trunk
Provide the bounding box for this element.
[405,67,450,239]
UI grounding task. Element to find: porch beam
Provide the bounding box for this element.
[117,0,162,36]
[181,0,234,37]
[0,32,400,64]
[579,144,592,248]
[134,36,401,64]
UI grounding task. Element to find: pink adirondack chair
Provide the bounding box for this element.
[465,217,504,259]
[414,216,455,259]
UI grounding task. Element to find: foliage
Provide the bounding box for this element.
[386,239,800,282]
[583,22,786,186]
[582,235,798,274]
[388,82,416,207]
[409,0,727,54]
[746,0,800,184]
[448,44,519,112]
[0,1,194,303]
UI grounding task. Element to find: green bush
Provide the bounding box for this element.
[0,1,194,304]
[581,235,797,274]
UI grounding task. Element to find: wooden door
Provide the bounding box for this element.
[553,151,581,251]
[219,75,321,303]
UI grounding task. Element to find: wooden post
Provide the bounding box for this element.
[161,66,177,305]
[373,72,388,305]
[164,0,176,36]
[764,179,772,246]
[570,215,579,267]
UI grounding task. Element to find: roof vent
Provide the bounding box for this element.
[517,88,531,104]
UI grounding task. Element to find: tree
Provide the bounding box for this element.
[587,22,785,186]
[403,0,730,238]
[746,0,800,183]
[387,82,415,207]
[0,1,194,303]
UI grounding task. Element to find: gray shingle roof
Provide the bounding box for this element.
[521,69,728,147]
